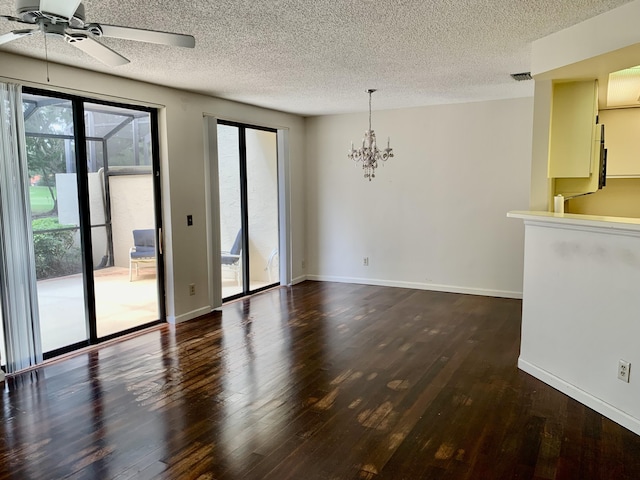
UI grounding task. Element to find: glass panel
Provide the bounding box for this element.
[85,105,151,170]
[84,105,132,139]
[23,98,74,136]
[86,139,104,172]
[108,114,151,168]
[218,124,244,299]
[23,93,88,352]
[246,129,279,291]
[84,103,159,338]
[0,287,5,367]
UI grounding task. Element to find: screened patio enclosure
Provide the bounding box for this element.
[0,91,162,363]
[22,96,155,273]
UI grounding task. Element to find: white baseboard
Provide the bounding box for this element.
[305,275,522,299]
[291,275,307,285]
[166,277,519,323]
[518,358,640,436]
[168,306,213,324]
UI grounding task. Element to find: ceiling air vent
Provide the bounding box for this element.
[511,72,533,81]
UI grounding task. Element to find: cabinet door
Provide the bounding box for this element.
[554,124,602,196]
[548,80,598,178]
[599,108,640,177]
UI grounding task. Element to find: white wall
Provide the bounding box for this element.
[531,0,640,77]
[0,51,306,324]
[109,174,155,268]
[305,97,533,298]
[529,80,552,211]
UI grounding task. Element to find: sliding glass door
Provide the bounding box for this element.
[218,121,279,301]
[13,90,164,358]
[83,102,160,338]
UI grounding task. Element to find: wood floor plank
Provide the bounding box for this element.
[1,281,639,479]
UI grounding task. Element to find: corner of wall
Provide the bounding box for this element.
[530,80,552,210]
[519,358,640,437]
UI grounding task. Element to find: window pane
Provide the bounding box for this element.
[218,124,244,298]
[0,285,5,368]
[83,103,159,338]
[246,129,279,290]
[23,93,88,352]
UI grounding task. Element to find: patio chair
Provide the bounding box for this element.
[129,229,156,281]
[221,229,242,284]
[265,247,279,283]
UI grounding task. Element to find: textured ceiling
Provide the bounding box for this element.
[0,0,634,116]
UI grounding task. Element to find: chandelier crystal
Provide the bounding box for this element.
[348,89,393,181]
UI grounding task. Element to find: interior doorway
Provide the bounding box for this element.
[217,121,280,301]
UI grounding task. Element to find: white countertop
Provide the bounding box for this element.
[507,210,640,233]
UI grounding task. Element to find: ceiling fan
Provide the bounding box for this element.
[0,0,195,66]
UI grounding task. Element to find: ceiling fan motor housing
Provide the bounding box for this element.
[16,0,85,26]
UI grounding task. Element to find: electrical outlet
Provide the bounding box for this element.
[189,283,196,296]
[618,359,631,383]
[363,257,369,266]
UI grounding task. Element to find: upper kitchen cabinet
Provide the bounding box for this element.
[599,108,640,177]
[548,80,598,178]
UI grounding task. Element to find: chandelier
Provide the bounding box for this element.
[348,89,394,181]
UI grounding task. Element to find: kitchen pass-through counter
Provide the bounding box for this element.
[508,210,640,436]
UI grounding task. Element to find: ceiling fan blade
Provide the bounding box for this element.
[66,35,130,67]
[97,24,195,48]
[0,29,36,46]
[1,14,24,23]
[39,0,82,20]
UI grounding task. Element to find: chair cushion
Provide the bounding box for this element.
[221,254,240,265]
[131,246,155,259]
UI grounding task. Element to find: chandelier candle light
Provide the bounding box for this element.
[348,89,394,181]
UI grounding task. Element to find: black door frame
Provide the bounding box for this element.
[23,86,165,359]
[217,120,280,302]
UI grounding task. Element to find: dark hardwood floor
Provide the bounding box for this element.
[1,281,639,479]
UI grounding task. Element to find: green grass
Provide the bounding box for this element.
[30,186,55,214]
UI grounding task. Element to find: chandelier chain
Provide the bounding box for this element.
[368,90,372,131]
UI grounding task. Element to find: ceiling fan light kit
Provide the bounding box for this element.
[0,0,195,66]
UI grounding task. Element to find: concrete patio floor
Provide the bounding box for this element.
[39,266,160,352]
[0,265,157,365]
